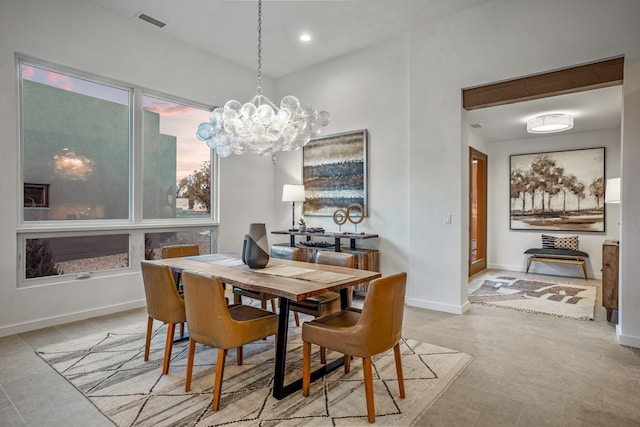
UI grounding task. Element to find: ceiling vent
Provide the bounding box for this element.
[137,13,166,28]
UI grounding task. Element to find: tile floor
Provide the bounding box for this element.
[1,269,639,426]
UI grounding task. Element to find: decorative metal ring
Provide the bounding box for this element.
[346,203,365,224]
[333,209,348,226]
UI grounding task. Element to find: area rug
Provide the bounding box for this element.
[469,275,596,320]
[35,321,472,426]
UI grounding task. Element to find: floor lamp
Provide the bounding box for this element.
[282,184,305,231]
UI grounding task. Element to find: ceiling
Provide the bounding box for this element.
[85,0,623,141]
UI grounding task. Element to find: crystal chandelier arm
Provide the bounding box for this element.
[256,0,262,94]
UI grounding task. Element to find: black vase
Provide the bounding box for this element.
[242,223,270,269]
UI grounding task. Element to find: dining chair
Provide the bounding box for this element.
[301,272,407,423]
[140,261,187,375]
[182,271,279,411]
[161,243,200,336]
[233,246,301,312]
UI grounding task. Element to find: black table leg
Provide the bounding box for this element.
[272,296,347,400]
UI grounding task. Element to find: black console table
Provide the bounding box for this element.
[271,230,379,252]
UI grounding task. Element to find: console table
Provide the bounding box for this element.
[271,230,379,251]
[271,230,379,290]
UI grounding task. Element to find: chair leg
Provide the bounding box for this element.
[362,357,375,423]
[237,346,243,365]
[320,346,327,364]
[179,322,185,338]
[185,338,196,392]
[234,293,241,305]
[270,299,277,313]
[302,341,311,396]
[144,316,153,361]
[162,323,176,375]
[261,300,267,310]
[294,311,300,327]
[393,343,405,398]
[212,349,227,411]
[344,354,350,374]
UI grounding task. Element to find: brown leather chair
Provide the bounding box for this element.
[161,244,200,259]
[140,261,187,375]
[233,246,301,312]
[161,244,200,336]
[301,272,407,423]
[289,251,355,327]
[182,271,278,411]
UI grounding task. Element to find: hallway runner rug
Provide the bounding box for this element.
[36,322,472,426]
[469,276,596,320]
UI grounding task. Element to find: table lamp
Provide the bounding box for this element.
[282,184,305,231]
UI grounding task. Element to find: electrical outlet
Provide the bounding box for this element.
[444,214,452,224]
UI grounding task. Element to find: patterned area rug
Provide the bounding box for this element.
[36,321,472,426]
[469,276,596,320]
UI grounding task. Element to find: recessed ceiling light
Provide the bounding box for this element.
[299,34,312,42]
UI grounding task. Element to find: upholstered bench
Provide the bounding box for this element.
[524,248,589,279]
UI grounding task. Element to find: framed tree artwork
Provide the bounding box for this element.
[510,147,605,232]
[303,129,368,216]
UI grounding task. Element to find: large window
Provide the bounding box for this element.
[18,57,216,284]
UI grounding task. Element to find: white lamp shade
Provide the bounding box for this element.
[527,114,574,133]
[605,177,620,203]
[282,184,305,202]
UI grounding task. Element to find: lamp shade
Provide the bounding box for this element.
[605,177,621,203]
[282,184,305,202]
[527,114,573,133]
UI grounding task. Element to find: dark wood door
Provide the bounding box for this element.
[469,148,487,276]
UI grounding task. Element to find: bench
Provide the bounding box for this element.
[524,248,589,280]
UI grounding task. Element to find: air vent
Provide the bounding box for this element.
[137,13,166,28]
[469,123,483,129]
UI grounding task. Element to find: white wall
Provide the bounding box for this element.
[0,0,274,335]
[619,63,640,347]
[487,129,621,279]
[274,35,411,276]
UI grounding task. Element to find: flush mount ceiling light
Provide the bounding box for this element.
[299,33,312,42]
[196,0,329,158]
[527,114,574,134]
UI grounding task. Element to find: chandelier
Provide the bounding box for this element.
[196,0,330,157]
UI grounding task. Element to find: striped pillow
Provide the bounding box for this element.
[541,234,556,249]
[554,236,579,251]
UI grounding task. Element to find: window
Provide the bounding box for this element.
[18,57,217,285]
[142,95,212,219]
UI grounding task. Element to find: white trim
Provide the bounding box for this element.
[406,297,470,315]
[616,324,640,349]
[0,300,146,338]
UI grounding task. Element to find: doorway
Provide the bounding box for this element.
[469,147,487,276]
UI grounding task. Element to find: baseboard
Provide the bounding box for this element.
[0,299,146,338]
[616,325,640,349]
[406,297,470,315]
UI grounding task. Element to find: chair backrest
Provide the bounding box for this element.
[271,245,301,260]
[161,244,200,259]
[181,271,236,349]
[356,272,407,356]
[140,261,185,324]
[315,251,355,268]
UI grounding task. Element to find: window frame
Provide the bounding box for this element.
[16,54,219,287]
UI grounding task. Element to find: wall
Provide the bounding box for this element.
[487,129,621,279]
[0,0,274,335]
[274,34,411,276]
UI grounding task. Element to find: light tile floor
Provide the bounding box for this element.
[1,269,639,426]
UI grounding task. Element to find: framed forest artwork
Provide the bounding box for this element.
[303,129,368,216]
[510,147,605,232]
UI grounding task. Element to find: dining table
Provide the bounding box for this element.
[147,253,381,400]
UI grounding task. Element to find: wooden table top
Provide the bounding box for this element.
[148,254,381,302]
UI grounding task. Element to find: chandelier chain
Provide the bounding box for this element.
[256,0,262,94]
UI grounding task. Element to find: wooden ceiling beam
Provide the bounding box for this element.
[462,57,624,110]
